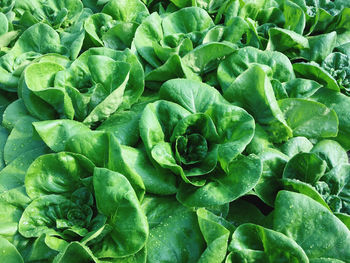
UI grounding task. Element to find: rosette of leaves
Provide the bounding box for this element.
[247,96,339,206]
[18,152,148,261]
[321,52,350,95]
[292,52,350,94]
[264,0,349,59]
[0,23,69,92]
[139,78,262,207]
[226,191,350,262]
[197,0,287,50]
[276,0,350,35]
[0,10,19,50]
[267,0,350,63]
[281,140,350,226]
[84,0,149,50]
[12,0,92,59]
[14,0,84,30]
[134,6,236,88]
[282,76,350,150]
[19,47,144,126]
[258,0,342,61]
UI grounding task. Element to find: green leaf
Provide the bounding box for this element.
[110,143,177,195]
[283,152,327,185]
[33,119,90,152]
[0,236,24,263]
[279,98,338,139]
[53,242,98,263]
[25,152,94,199]
[267,28,309,59]
[93,168,148,258]
[311,140,348,169]
[224,65,292,143]
[2,99,30,130]
[254,148,289,206]
[293,63,340,92]
[160,78,221,113]
[227,223,308,263]
[134,13,163,68]
[218,46,294,92]
[182,42,235,74]
[4,116,45,165]
[280,136,313,157]
[177,155,262,207]
[142,196,206,263]
[274,191,350,261]
[281,178,331,211]
[22,62,74,120]
[102,0,149,24]
[284,78,322,99]
[0,146,48,194]
[10,23,63,55]
[162,7,214,35]
[196,208,230,263]
[311,89,350,150]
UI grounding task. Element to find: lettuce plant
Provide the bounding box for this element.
[139,79,262,206]
[19,47,144,125]
[0,1,350,262]
[20,152,148,261]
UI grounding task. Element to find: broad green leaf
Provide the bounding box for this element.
[0,236,24,263]
[177,155,262,207]
[293,63,340,91]
[218,46,294,92]
[274,191,350,261]
[25,152,94,199]
[267,28,309,59]
[182,42,235,74]
[197,208,230,263]
[282,178,331,211]
[0,147,48,194]
[227,223,308,263]
[254,148,289,206]
[97,110,141,146]
[4,116,44,165]
[283,152,327,185]
[102,0,149,24]
[160,78,221,113]
[224,65,292,143]
[33,119,90,152]
[279,98,338,139]
[110,142,177,195]
[0,126,8,170]
[93,168,148,258]
[2,99,30,130]
[134,13,163,68]
[161,7,214,36]
[142,196,206,263]
[280,137,313,157]
[0,13,8,36]
[311,140,348,169]
[53,242,98,263]
[311,89,350,150]
[284,78,322,99]
[22,62,74,120]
